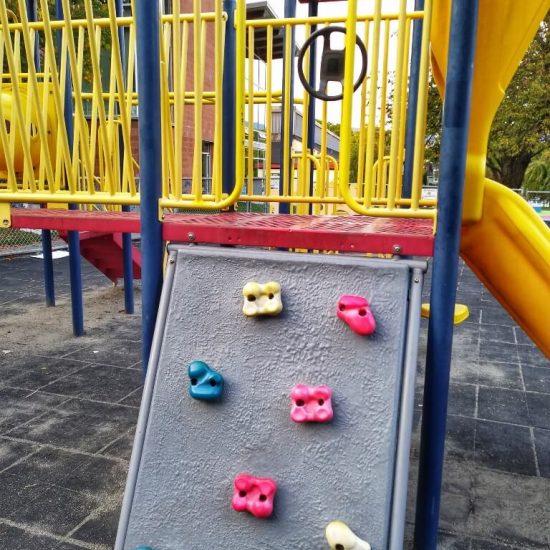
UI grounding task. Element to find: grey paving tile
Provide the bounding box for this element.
[439,460,475,533]
[436,533,471,550]
[480,306,516,326]
[43,363,142,403]
[0,387,68,434]
[99,429,135,461]
[477,362,523,390]
[479,324,516,345]
[475,420,536,476]
[472,468,550,548]
[517,345,550,368]
[4,356,89,390]
[63,339,141,368]
[448,383,476,417]
[6,399,138,453]
[450,360,479,385]
[470,537,540,549]
[514,327,534,347]
[522,365,550,394]
[477,387,530,426]
[0,439,39,471]
[0,472,101,536]
[5,447,128,497]
[446,415,476,462]
[70,505,120,547]
[119,388,143,407]
[533,428,550,478]
[479,341,519,365]
[525,392,550,430]
[0,523,82,550]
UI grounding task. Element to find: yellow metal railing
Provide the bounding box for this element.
[0,0,436,218]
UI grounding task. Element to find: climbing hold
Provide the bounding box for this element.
[421,303,470,325]
[231,473,277,518]
[337,295,376,336]
[242,281,283,317]
[290,384,333,423]
[187,361,224,401]
[325,520,371,550]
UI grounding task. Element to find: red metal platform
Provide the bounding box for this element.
[11,209,434,256]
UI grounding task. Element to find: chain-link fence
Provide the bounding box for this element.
[0,227,64,256]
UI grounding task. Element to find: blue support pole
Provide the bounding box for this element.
[115,0,134,314]
[414,1,479,548]
[56,0,84,336]
[401,0,424,199]
[135,0,164,374]
[222,0,236,203]
[278,0,297,215]
[27,0,56,307]
[306,1,318,215]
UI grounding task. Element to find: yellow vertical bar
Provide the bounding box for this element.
[356,19,370,195]
[247,25,254,195]
[363,0,382,207]
[320,99,327,199]
[172,0,183,199]
[375,20,390,199]
[396,17,411,201]
[235,0,246,192]
[81,0,116,195]
[159,23,173,200]
[213,0,224,201]
[411,0,433,210]
[125,20,137,195]
[281,23,292,198]
[386,0,407,209]
[265,25,273,198]
[192,0,203,200]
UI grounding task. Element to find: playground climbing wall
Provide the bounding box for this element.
[116,246,426,550]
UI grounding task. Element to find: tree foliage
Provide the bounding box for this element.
[425,14,550,189]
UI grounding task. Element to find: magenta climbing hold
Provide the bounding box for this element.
[290,384,334,423]
[337,295,376,336]
[231,473,277,518]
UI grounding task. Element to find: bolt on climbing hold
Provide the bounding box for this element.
[337,295,376,336]
[325,520,371,550]
[242,281,283,317]
[187,361,224,401]
[290,384,333,423]
[231,473,277,518]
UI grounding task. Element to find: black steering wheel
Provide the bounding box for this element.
[297,26,368,102]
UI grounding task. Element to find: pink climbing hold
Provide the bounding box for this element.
[290,384,334,423]
[337,295,376,336]
[231,474,277,518]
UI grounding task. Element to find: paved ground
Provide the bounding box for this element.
[0,252,549,549]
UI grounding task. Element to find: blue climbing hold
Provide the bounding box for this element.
[188,360,224,401]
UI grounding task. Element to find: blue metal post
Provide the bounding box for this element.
[306,1,318,215]
[414,1,479,548]
[401,0,424,199]
[223,0,236,203]
[115,0,134,314]
[27,0,55,307]
[135,0,164,374]
[278,0,297,215]
[56,0,84,336]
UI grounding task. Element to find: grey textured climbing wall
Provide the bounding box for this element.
[118,246,424,550]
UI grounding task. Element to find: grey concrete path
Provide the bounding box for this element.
[0,253,548,549]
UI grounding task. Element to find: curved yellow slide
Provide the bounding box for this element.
[431,0,550,358]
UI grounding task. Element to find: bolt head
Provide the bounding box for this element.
[392,244,402,254]
[187,232,196,242]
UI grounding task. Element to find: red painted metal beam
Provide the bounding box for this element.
[10,209,434,256]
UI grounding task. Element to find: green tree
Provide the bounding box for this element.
[486,14,550,188]
[425,14,550,189]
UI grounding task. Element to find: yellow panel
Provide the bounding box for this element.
[430,0,550,222]
[0,203,11,228]
[421,303,470,325]
[461,180,550,358]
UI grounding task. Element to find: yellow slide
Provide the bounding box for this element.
[431,0,550,358]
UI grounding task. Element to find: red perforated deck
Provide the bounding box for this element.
[163,213,434,255]
[10,209,434,256]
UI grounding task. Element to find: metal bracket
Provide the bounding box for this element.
[0,203,11,228]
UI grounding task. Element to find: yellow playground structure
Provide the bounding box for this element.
[0,0,549,545]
